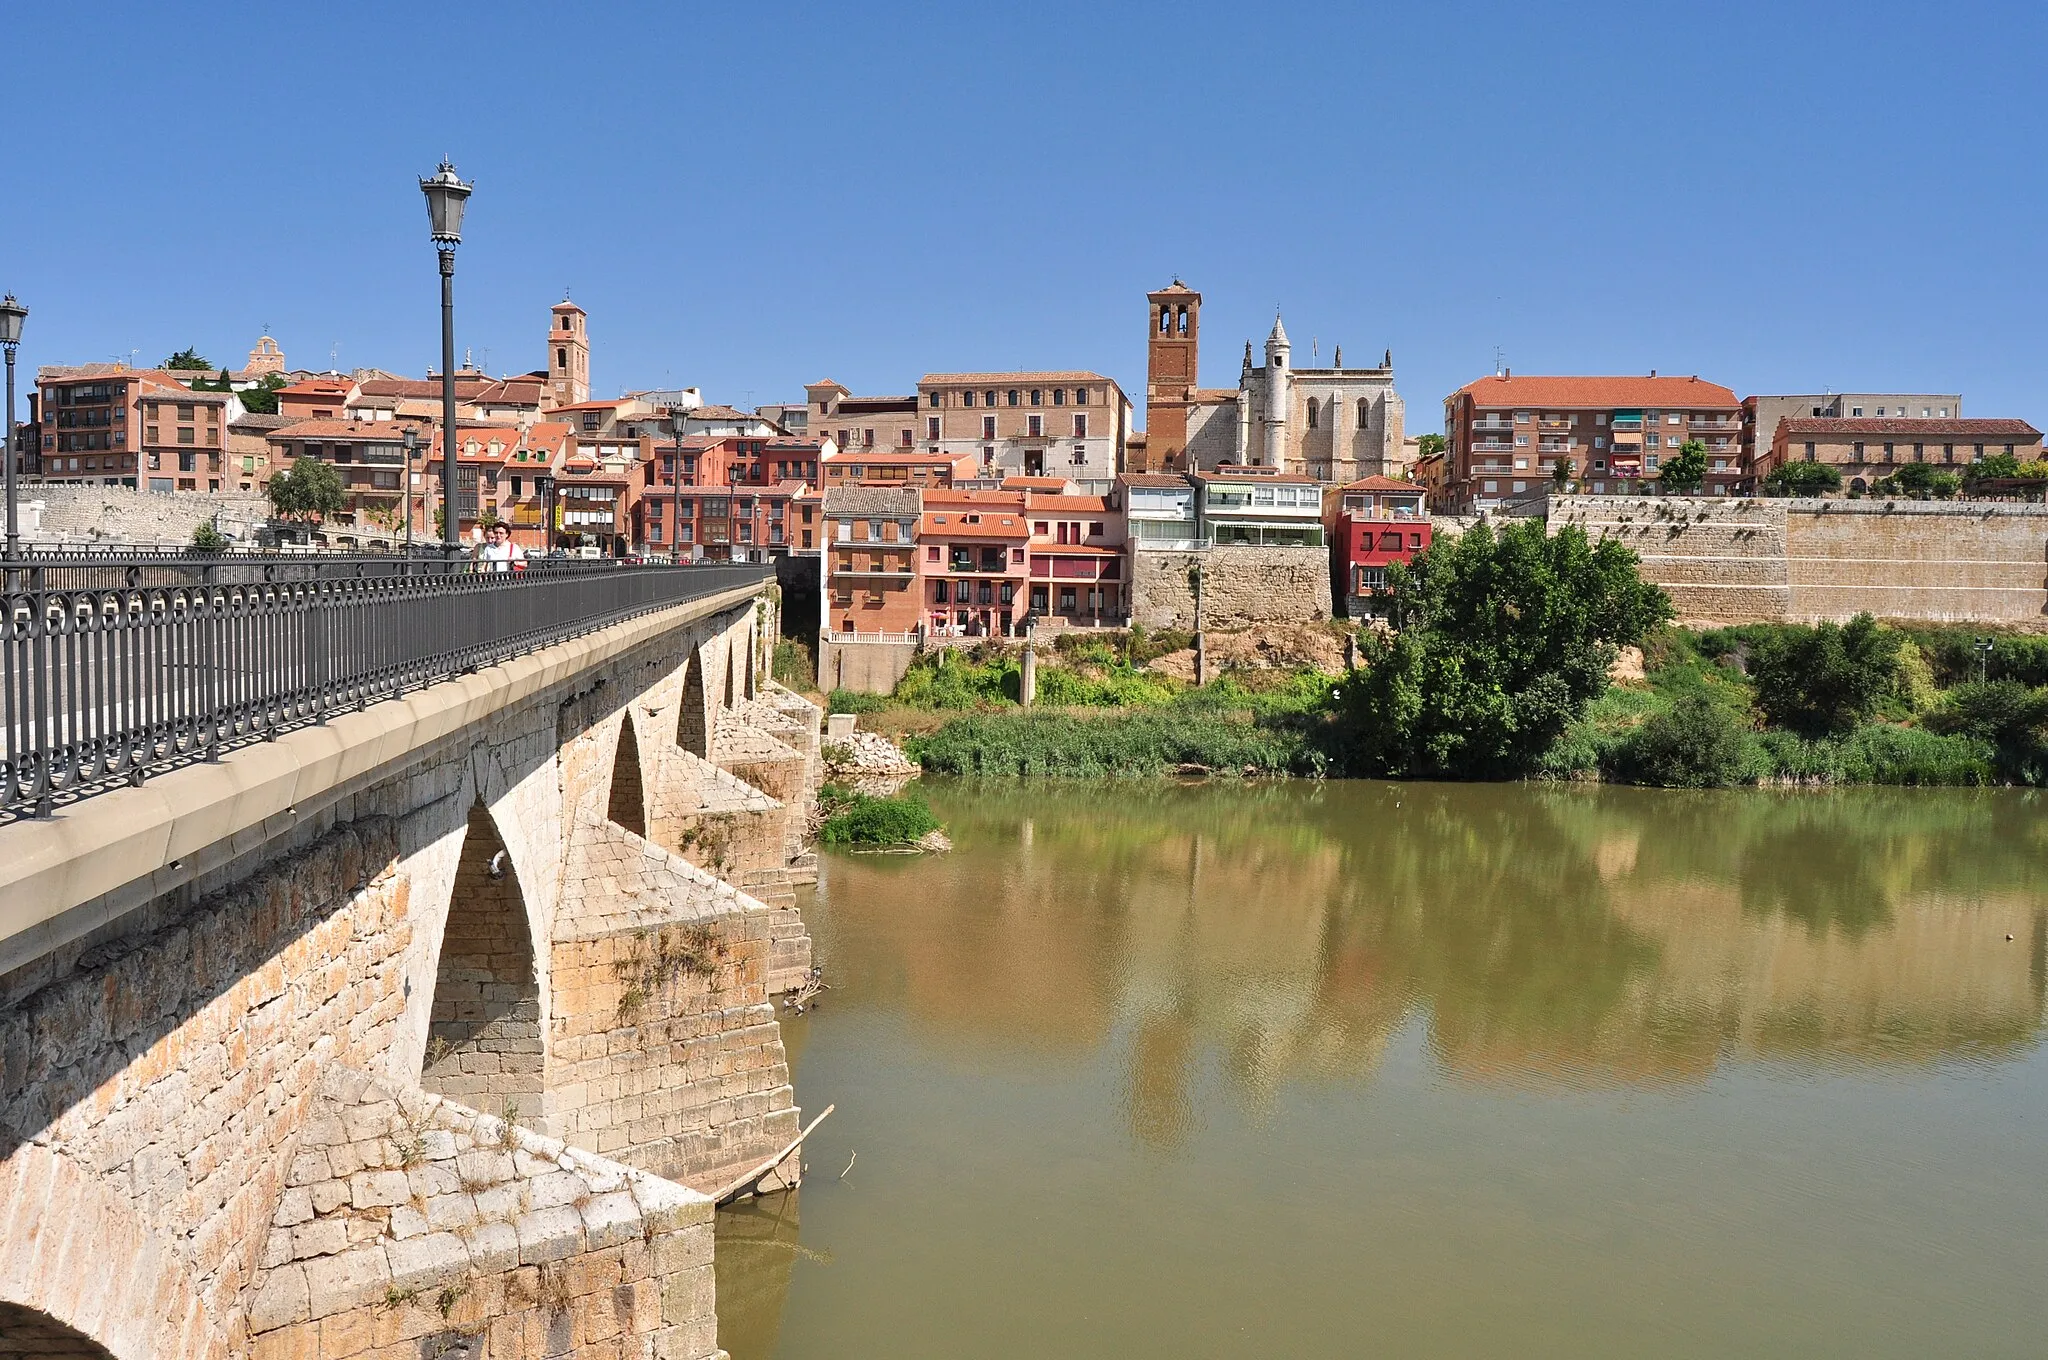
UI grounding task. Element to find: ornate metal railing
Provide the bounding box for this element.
[2,553,771,816]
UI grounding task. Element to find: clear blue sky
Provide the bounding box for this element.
[13,1,2046,427]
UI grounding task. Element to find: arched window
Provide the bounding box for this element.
[1358,398,1370,424]
[1306,398,1319,430]
[1158,307,1170,335]
[1177,306,1189,335]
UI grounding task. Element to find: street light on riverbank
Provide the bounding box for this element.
[419,160,472,557]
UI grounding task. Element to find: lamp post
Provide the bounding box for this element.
[669,404,686,565]
[535,472,554,557]
[419,160,472,559]
[401,425,418,554]
[0,293,26,563]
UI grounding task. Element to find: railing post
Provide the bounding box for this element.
[28,565,51,816]
[200,560,220,761]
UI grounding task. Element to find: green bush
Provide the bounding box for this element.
[190,523,228,552]
[1891,626,2048,688]
[1763,462,1842,496]
[1748,614,1902,735]
[772,639,815,691]
[1924,680,2048,745]
[827,689,886,715]
[1754,725,1996,786]
[894,653,1017,708]
[818,790,941,846]
[1614,694,1755,788]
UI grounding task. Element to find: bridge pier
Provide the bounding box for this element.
[0,581,816,1359]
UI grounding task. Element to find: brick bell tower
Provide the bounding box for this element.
[547,297,589,409]
[1144,280,1201,471]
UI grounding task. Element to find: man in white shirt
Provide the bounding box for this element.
[477,522,524,572]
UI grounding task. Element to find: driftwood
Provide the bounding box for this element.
[783,966,829,1014]
[712,1104,835,1205]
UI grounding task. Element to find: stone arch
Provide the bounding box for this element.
[677,651,710,758]
[0,1144,227,1360]
[607,711,647,837]
[744,627,758,700]
[420,801,543,1115]
[723,644,737,710]
[0,1304,115,1358]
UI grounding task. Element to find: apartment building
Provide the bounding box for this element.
[917,373,1131,482]
[226,412,294,492]
[139,388,233,491]
[1326,476,1430,619]
[1741,393,1962,478]
[35,368,212,485]
[1119,472,1202,550]
[1757,417,2041,493]
[822,486,924,638]
[1189,467,1326,546]
[920,490,1031,637]
[1443,373,1743,510]
[266,419,428,534]
[1025,490,1126,625]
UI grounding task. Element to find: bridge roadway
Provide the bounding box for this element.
[0,554,822,1359]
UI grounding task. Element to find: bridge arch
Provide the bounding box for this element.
[677,650,710,758]
[420,801,544,1117]
[0,1144,226,1360]
[607,710,648,837]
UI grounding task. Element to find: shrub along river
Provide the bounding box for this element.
[715,779,2048,1358]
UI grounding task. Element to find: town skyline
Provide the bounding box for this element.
[11,0,2047,426]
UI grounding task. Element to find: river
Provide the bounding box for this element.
[715,779,2048,1358]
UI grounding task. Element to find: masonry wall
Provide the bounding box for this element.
[1129,545,1335,630]
[0,588,807,1359]
[1549,495,2048,627]
[18,483,272,546]
[818,636,919,695]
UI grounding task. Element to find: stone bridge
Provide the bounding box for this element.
[0,569,824,1359]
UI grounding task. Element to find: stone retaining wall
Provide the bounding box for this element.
[1129,545,1334,630]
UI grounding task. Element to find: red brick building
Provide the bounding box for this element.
[1442,373,1743,509]
[921,490,1031,637]
[823,486,924,638]
[1326,475,1430,618]
[1756,417,2043,494]
[1025,491,1126,625]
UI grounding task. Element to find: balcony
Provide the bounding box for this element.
[1471,419,1513,433]
[1537,418,1572,431]
[1537,441,1572,454]
[1472,440,1515,453]
[1609,419,1643,432]
[1689,417,1739,431]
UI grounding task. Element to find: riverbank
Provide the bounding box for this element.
[819,619,2048,788]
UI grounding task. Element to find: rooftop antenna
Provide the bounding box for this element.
[1311,337,1318,363]
[1494,345,1504,377]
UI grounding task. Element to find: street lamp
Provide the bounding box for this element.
[0,293,26,562]
[669,404,687,566]
[419,159,472,558]
[401,425,418,554]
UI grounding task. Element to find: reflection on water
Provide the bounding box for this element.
[721,781,2048,1358]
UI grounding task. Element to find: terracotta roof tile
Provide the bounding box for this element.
[1454,374,1740,409]
[919,371,1114,386]
[1777,417,2039,438]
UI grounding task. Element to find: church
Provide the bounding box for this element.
[1140,281,1404,482]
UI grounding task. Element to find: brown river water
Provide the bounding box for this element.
[716,779,2048,1358]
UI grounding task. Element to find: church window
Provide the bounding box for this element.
[1177,306,1189,335]
[557,348,567,367]
[1158,308,1170,335]
[1306,399,1318,430]
[1358,398,1370,423]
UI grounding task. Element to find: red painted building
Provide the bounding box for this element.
[634,435,822,558]
[920,489,1031,637]
[1326,476,1430,619]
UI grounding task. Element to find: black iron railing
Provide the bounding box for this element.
[2,554,770,816]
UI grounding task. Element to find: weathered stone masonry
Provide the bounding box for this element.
[0,585,822,1358]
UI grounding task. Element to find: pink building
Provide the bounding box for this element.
[1025,490,1126,625]
[920,489,1031,637]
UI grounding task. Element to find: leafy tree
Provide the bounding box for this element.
[1748,614,1903,735]
[1617,694,1753,787]
[1657,439,1708,494]
[163,347,213,371]
[1415,433,1447,458]
[1551,456,1575,490]
[1331,519,1673,778]
[1924,680,2048,745]
[190,522,228,552]
[1764,461,1842,496]
[1964,452,2021,483]
[1930,469,1962,499]
[237,373,288,415]
[268,457,345,522]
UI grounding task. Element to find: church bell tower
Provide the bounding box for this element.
[1144,280,1201,471]
[547,298,589,408]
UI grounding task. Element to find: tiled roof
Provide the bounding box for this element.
[823,486,922,516]
[920,512,1027,538]
[1777,417,2039,438]
[1191,467,1319,484]
[264,419,422,441]
[920,371,1112,386]
[1117,473,1193,488]
[1030,544,1120,556]
[828,397,918,414]
[1023,494,1111,512]
[1455,374,1740,408]
[1192,389,1241,403]
[1150,280,1200,297]
[1001,476,1073,491]
[1340,475,1422,492]
[229,413,298,431]
[825,450,959,464]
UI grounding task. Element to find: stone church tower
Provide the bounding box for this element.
[1260,314,1291,468]
[547,299,589,408]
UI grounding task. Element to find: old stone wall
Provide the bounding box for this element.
[1550,495,2048,627]
[1129,545,1334,630]
[18,483,273,546]
[0,585,810,1358]
[818,635,919,695]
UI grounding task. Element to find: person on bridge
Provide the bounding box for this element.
[477,521,526,572]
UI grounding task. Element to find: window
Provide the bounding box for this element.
[982,416,996,440]
[984,390,997,406]
[1073,414,1088,438]
[1007,390,1020,406]
[1515,411,1531,424]
[934,580,949,603]
[1939,408,1949,418]
[1943,444,1955,463]
[929,393,941,407]
[1514,435,1528,447]
[1306,399,1319,430]
[900,429,914,447]
[1074,388,1088,405]
[926,544,940,562]
[1482,479,1497,493]
[1851,407,1864,417]
[1089,521,1104,537]
[1596,413,1607,426]
[178,428,195,444]
[557,348,566,367]
[1883,442,1895,461]
[1034,520,1049,535]
[1358,398,1370,423]
[1053,389,1065,406]
[962,391,975,407]
[1030,389,1042,405]
[1853,442,1864,458]
[927,416,939,439]
[836,521,851,542]
[1027,414,1043,437]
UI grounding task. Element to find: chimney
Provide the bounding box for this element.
[1650,369,1657,378]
